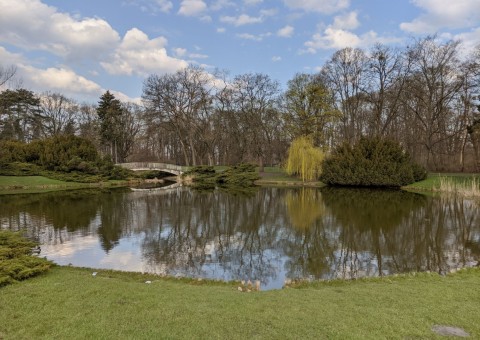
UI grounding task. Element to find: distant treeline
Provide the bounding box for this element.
[1,36,479,172]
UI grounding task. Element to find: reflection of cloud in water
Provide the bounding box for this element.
[41,235,98,258]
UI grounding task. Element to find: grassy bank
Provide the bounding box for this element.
[256,167,323,187]
[0,266,479,339]
[404,173,480,195]
[0,176,132,195]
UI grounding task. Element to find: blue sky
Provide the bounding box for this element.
[0,0,479,103]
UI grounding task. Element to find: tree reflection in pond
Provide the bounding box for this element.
[1,187,478,289]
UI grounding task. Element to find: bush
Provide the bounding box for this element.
[320,137,427,187]
[0,230,52,287]
[183,164,260,189]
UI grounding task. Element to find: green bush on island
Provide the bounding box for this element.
[0,136,132,181]
[0,230,53,287]
[183,163,260,189]
[320,136,427,187]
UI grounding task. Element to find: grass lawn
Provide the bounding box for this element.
[404,173,479,192]
[0,266,479,339]
[0,176,130,195]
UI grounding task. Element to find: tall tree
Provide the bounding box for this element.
[142,65,214,166]
[321,47,368,144]
[0,89,40,141]
[229,73,282,171]
[96,91,123,163]
[400,37,463,169]
[283,73,339,149]
[38,92,78,137]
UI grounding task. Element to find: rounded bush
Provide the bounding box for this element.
[320,137,427,187]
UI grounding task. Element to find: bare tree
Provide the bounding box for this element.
[38,92,78,137]
[401,37,463,169]
[321,47,368,144]
[0,65,16,89]
[142,65,215,166]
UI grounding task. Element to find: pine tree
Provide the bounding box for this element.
[96,91,122,163]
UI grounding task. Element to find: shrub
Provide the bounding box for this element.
[0,230,52,287]
[320,136,427,187]
[183,164,260,188]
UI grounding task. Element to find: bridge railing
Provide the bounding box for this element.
[117,162,189,174]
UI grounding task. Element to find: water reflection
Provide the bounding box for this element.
[1,187,478,290]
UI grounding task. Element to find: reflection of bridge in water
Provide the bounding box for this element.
[117,162,188,176]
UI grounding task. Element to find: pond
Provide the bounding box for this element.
[1,186,479,290]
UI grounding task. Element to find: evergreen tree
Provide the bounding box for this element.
[96,91,122,163]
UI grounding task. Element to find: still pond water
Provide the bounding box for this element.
[1,185,479,290]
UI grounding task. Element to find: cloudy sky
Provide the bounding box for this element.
[0,0,479,103]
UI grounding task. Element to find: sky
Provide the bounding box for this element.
[0,0,479,104]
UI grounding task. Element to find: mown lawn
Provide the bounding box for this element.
[0,266,479,339]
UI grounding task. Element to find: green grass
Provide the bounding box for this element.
[404,173,480,193]
[1,266,479,339]
[0,176,131,195]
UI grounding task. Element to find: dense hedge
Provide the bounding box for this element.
[0,136,132,181]
[320,137,427,187]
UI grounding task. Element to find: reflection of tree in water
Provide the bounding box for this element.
[0,190,106,243]
[320,188,480,278]
[282,188,333,280]
[285,188,324,230]
[140,188,287,285]
[4,186,479,284]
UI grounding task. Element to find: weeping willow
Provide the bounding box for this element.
[285,136,324,182]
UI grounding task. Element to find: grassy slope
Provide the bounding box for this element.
[0,266,479,339]
[0,176,129,195]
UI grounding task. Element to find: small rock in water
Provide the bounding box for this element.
[432,325,470,337]
[92,272,97,277]
[145,281,152,284]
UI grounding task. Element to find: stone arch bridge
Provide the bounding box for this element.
[117,162,188,176]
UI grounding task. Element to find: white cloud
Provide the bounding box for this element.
[0,0,120,60]
[217,27,226,33]
[220,14,263,26]
[173,47,187,57]
[260,8,278,17]
[400,0,480,33]
[277,25,294,38]
[236,32,271,41]
[244,0,263,5]
[454,28,480,56]
[211,0,236,11]
[283,0,350,14]
[101,28,188,76]
[189,53,208,59]
[304,27,401,52]
[26,66,102,94]
[178,0,207,16]
[154,0,173,12]
[272,56,282,62]
[332,11,359,30]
